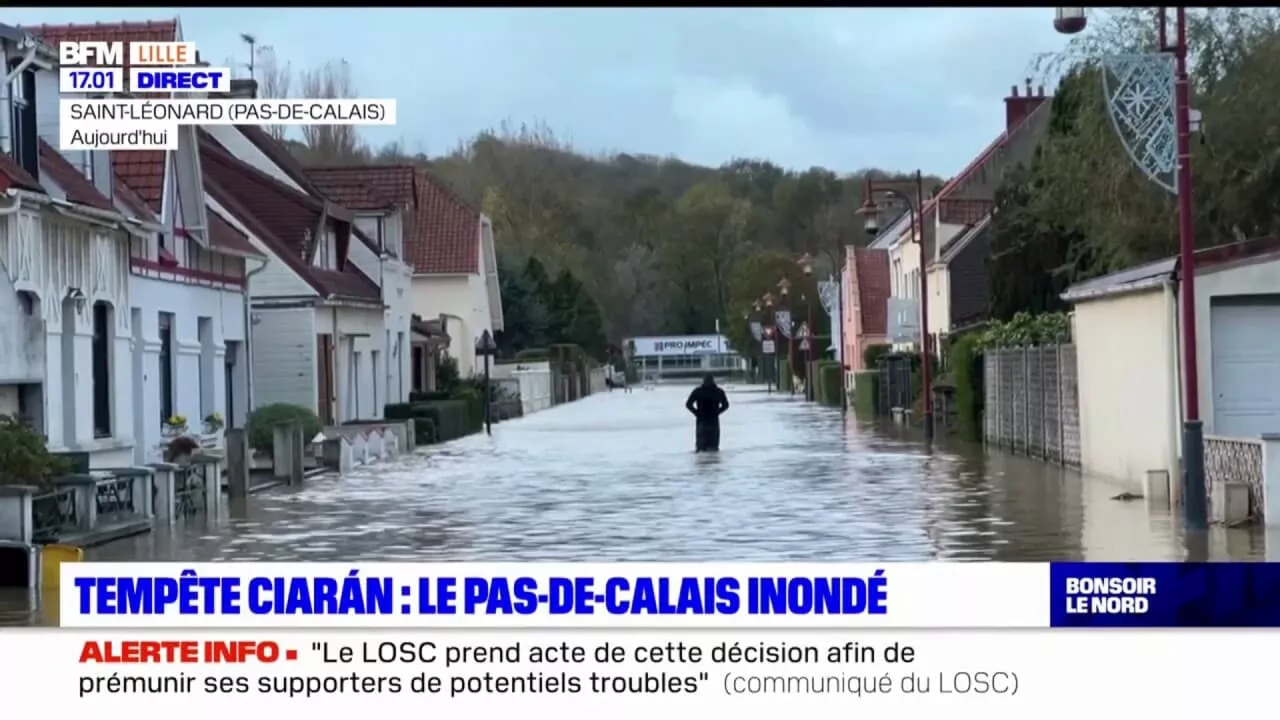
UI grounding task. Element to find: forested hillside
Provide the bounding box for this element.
[260,54,942,353]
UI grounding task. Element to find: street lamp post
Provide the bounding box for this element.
[762,294,777,393]
[778,277,794,395]
[798,253,818,402]
[858,170,932,439]
[1052,7,1206,529]
[475,329,498,435]
[799,249,847,410]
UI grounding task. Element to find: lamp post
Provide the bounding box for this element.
[777,277,795,395]
[1052,7,1205,529]
[858,170,931,439]
[475,329,497,435]
[762,293,777,393]
[798,253,818,402]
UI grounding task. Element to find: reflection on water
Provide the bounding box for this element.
[0,385,1266,623]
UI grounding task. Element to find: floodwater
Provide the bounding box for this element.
[0,383,1267,624]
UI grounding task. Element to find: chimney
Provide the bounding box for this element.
[1004,77,1047,131]
[228,78,258,99]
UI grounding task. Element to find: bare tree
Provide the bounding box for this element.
[254,45,292,141]
[299,60,363,164]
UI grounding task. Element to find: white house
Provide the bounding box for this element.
[198,131,390,425]
[31,20,257,465]
[1063,236,1280,499]
[405,170,503,378]
[0,26,152,468]
[304,165,417,404]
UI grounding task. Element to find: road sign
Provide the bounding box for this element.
[762,340,776,354]
[799,338,810,351]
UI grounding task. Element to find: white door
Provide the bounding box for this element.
[1210,301,1280,437]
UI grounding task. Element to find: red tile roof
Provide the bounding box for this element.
[853,247,891,336]
[306,166,416,212]
[27,22,180,208]
[113,176,158,222]
[111,151,165,210]
[199,133,379,301]
[410,169,480,275]
[0,154,44,196]
[24,20,180,56]
[37,140,113,211]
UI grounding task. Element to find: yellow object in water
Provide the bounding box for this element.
[41,544,84,590]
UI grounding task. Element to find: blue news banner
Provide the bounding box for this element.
[1051,562,1280,627]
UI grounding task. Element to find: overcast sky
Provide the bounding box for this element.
[13,8,1070,177]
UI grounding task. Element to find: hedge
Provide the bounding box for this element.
[384,403,436,445]
[852,371,878,417]
[864,343,892,369]
[514,348,549,362]
[409,391,451,402]
[817,361,843,406]
[245,403,322,454]
[951,333,983,442]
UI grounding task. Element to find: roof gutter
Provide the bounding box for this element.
[1060,275,1171,304]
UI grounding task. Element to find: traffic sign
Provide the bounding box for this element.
[799,338,810,351]
[762,340,776,354]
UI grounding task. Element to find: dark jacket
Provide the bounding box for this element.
[686,383,729,422]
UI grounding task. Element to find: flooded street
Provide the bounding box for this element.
[1,383,1267,625]
[96,384,1264,563]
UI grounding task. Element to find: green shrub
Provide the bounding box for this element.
[853,371,878,417]
[0,416,69,489]
[451,387,485,431]
[385,403,439,445]
[818,361,842,406]
[412,399,472,442]
[951,333,984,441]
[245,403,322,454]
[515,348,549,362]
[864,343,891,369]
[436,355,461,392]
[409,391,451,402]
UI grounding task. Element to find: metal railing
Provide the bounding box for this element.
[1204,435,1264,520]
[30,487,78,543]
[94,475,136,524]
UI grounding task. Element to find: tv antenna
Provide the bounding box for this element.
[240,33,257,79]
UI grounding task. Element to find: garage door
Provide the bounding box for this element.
[1210,300,1280,437]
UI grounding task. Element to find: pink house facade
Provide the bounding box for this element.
[842,247,892,387]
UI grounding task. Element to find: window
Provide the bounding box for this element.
[316,228,338,270]
[8,62,36,178]
[198,317,214,419]
[92,301,113,438]
[159,313,174,424]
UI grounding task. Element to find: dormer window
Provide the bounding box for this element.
[315,226,339,270]
[8,60,37,179]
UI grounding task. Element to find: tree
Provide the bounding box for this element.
[493,256,549,357]
[299,60,364,164]
[254,45,291,141]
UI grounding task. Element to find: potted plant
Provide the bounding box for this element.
[203,411,224,434]
[163,414,188,437]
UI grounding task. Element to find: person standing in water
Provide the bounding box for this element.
[685,373,730,452]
